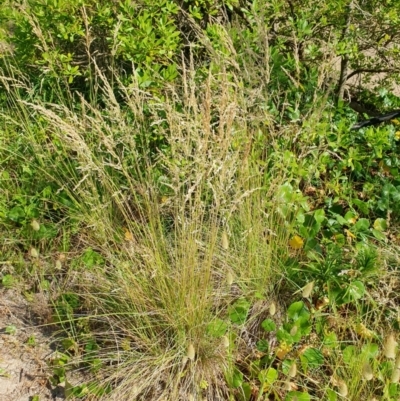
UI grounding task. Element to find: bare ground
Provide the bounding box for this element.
[0,288,65,401]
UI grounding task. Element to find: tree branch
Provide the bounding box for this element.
[346,67,400,81]
[336,0,355,101]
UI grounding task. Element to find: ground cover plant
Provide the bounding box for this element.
[0,0,400,400]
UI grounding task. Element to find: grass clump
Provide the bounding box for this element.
[1,2,400,401]
[1,56,294,400]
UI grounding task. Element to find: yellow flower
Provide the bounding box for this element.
[289,235,304,250]
[124,228,134,242]
[276,342,292,359]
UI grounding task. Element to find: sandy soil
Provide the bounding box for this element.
[0,289,65,401]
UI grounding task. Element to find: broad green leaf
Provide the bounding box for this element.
[277,328,294,344]
[238,382,252,401]
[81,248,104,268]
[347,280,365,301]
[232,370,243,388]
[371,228,386,241]
[207,319,228,338]
[326,388,337,401]
[228,298,250,325]
[256,339,269,352]
[285,391,311,401]
[343,345,357,365]
[2,274,14,288]
[323,332,338,348]
[258,367,278,384]
[7,206,25,222]
[261,319,276,332]
[373,218,387,231]
[361,342,379,358]
[287,301,308,320]
[353,218,370,232]
[314,209,325,224]
[300,348,324,370]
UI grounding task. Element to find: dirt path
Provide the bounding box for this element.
[0,289,65,401]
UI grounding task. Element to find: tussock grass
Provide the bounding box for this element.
[0,55,294,399]
[1,17,399,401]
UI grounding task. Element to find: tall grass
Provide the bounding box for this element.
[0,53,297,399]
[1,5,400,401]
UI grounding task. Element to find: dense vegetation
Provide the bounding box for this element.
[1,0,400,400]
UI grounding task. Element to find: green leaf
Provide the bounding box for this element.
[261,319,276,332]
[258,367,278,384]
[230,370,243,388]
[343,345,357,365]
[207,319,228,338]
[256,339,269,352]
[353,218,370,232]
[287,301,308,320]
[344,211,356,223]
[371,228,386,241]
[7,206,25,222]
[326,388,338,401]
[5,325,17,335]
[347,280,365,301]
[373,218,387,231]
[81,248,104,268]
[361,342,379,358]
[277,328,294,344]
[352,198,369,214]
[300,348,324,370]
[238,382,252,401]
[285,391,311,401]
[228,298,250,325]
[2,274,14,288]
[314,209,325,224]
[323,332,338,348]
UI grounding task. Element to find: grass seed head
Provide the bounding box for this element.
[383,333,398,359]
[302,281,314,298]
[391,367,400,383]
[362,362,374,380]
[30,219,40,231]
[221,230,229,250]
[337,380,348,397]
[187,343,195,361]
[269,302,276,316]
[288,362,297,378]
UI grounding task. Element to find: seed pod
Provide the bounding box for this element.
[302,281,314,298]
[391,368,400,383]
[288,362,297,378]
[362,362,373,381]
[31,219,40,231]
[226,272,233,286]
[269,302,276,316]
[337,380,348,397]
[283,381,292,391]
[30,247,39,258]
[187,343,195,360]
[221,230,229,250]
[383,333,398,359]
